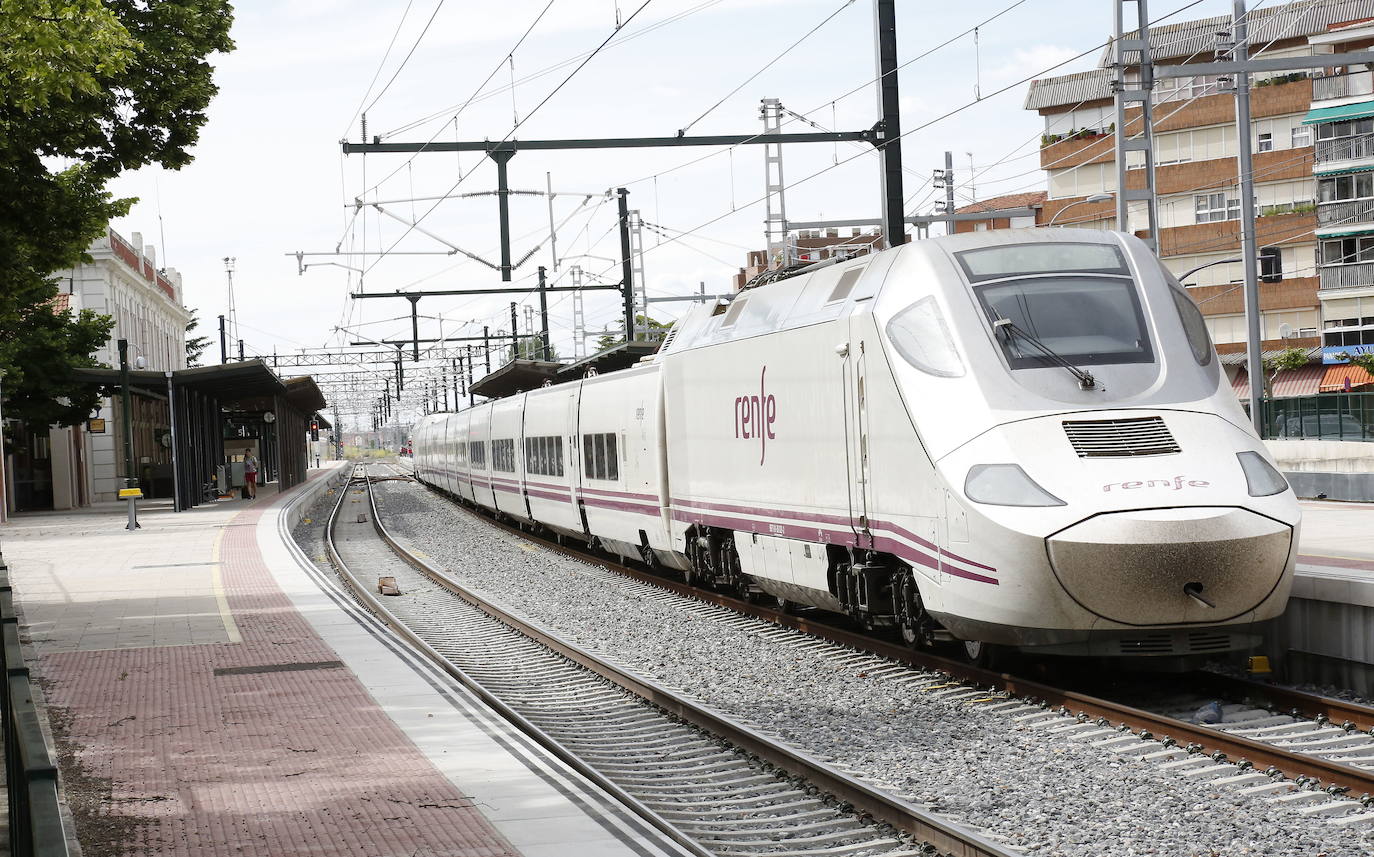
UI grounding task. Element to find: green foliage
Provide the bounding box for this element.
[507,335,558,362]
[1262,347,1312,398]
[0,287,114,428]
[1337,351,1374,375]
[595,314,671,352]
[0,0,235,427]
[0,0,135,113]
[185,307,210,367]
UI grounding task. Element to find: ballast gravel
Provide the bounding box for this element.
[368,477,1369,857]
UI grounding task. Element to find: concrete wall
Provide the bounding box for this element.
[1266,438,1374,472]
[1269,573,1374,696]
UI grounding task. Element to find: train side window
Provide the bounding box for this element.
[1166,280,1214,367]
[886,296,965,377]
[580,432,618,480]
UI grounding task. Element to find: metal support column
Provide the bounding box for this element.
[1111,0,1160,248]
[1233,0,1264,434]
[494,150,515,281]
[944,151,956,234]
[537,266,551,360]
[218,315,227,364]
[761,98,790,266]
[510,303,519,361]
[617,188,635,340]
[407,294,422,361]
[874,0,906,247]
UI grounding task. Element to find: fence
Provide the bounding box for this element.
[1261,392,1374,442]
[0,555,69,856]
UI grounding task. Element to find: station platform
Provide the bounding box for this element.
[0,463,690,857]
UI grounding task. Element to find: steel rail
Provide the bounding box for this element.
[321,468,715,857]
[363,468,1016,857]
[394,468,1374,797]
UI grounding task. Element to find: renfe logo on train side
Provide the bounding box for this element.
[734,366,777,465]
[1102,476,1210,492]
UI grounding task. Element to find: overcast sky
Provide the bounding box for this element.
[100,0,1249,422]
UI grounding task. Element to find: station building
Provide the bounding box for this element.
[4,226,328,515]
[7,229,189,511]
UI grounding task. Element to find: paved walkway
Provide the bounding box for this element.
[0,466,683,857]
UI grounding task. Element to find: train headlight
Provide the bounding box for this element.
[964,463,1066,507]
[1236,451,1288,497]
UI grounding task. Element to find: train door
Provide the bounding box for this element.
[843,319,874,545]
[569,380,589,536]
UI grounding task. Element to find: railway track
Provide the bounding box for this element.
[381,458,1374,823]
[324,464,1016,857]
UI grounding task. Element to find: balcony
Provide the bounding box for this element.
[1320,261,1374,291]
[1317,133,1374,165]
[1313,70,1373,103]
[1318,198,1374,229]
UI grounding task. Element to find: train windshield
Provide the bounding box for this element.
[973,276,1154,368]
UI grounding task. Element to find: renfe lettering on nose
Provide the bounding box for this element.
[734,366,777,465]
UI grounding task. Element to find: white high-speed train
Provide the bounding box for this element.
[413,229,1300,661]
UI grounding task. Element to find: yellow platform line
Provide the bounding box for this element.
[209,524,242,644]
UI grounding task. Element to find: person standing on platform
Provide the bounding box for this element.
[243,448,258,499]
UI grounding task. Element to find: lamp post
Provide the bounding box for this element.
[1045,193,1114,227]
[117,339,144,530]
[0,371,7,524]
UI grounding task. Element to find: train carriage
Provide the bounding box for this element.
[521,382,583,538]
[487,395,528,521]
[575,366,676,566]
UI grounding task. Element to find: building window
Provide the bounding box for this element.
[491,439,516,472]
[524,435,564,477]
[1318,173,1374,203]
[1320,236,1374,265]
[581,432,619,481]
[1257,132,1273,153]
[1195,192,1240,224]
[1292,125,1312,148]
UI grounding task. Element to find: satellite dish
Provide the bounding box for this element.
[1278,323,1294,339]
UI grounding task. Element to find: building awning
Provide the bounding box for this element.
[1219,346,1320,367]
[1315,164,1374,177]
[1304,102,1374,124]
[1320,363,1374,391]
[1315,224,1374,238]
[1231,363,1325,399]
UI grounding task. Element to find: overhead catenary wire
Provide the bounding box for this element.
[362,0,658,277]
[677,0,857,136]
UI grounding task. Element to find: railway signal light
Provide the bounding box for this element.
[310,420,320,441]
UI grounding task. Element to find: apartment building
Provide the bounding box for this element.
[1021,2,1374,393]
[1307,18,1374,388]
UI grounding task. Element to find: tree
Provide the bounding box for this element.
[185,308,211,367]
[0,1,235,428]
[1261,347,1311,398]
[595,314,671,352]
[507,335,559,363]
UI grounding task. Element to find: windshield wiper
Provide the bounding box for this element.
[992,318,1097,390]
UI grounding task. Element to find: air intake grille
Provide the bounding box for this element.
[1062,416,1180,458]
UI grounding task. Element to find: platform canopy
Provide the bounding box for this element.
[70,360,327,511]
[468,359,562,399]
[557,341,661,380]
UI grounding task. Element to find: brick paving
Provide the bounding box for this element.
[26,481,524,857]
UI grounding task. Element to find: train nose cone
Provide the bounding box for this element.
[1046,507,1292,625]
